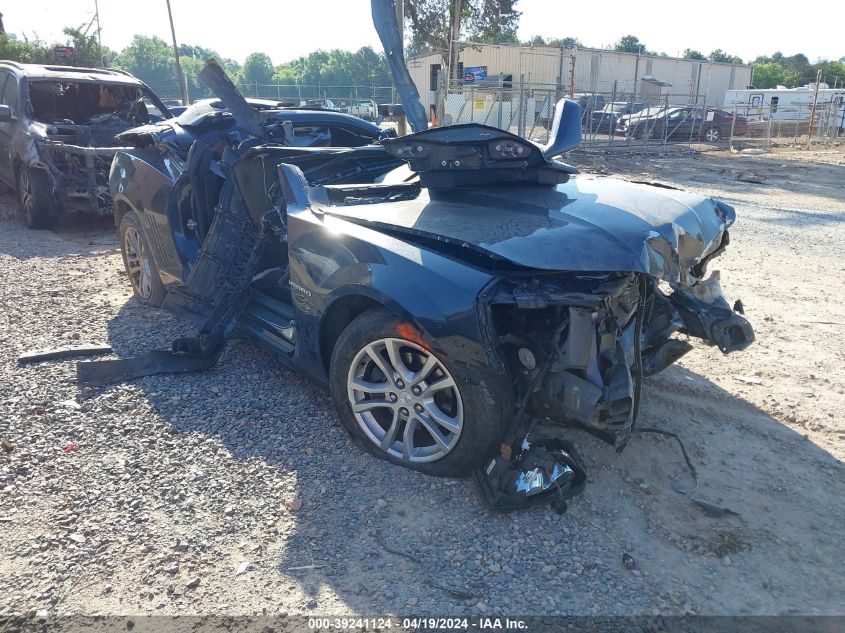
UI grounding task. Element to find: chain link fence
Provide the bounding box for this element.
[143,78,396,116]
[439,80,843,154]
[430,46,844,154]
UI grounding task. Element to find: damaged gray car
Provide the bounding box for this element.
[0,62,171,228]
[85,1,754,512]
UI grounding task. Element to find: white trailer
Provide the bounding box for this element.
[724,86,845,129]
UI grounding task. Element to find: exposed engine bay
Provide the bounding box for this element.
[27,80,167,215]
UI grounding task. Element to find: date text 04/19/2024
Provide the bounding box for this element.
[308,618,528,630]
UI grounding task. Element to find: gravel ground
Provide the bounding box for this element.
[1,148,844,620]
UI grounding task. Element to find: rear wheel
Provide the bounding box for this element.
[703,126,721,142]
[17,166,56,229]
[118,210,165,306]
[329,308,507,476]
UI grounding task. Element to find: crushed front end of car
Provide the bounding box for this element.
[25,78,168,216]
[366,116,754,510]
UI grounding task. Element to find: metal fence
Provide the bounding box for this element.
[429,45,843,153]
[725,100,845,150]
[144,78,397,112]
[438,78,844,154]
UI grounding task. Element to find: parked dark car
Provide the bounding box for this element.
[587,101,648,134]
[618,106,747,141]
[102,60,754,479]
[0,61,172,228]
[572,93,605,120]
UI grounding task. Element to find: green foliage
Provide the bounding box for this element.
[751,62,795,88]
[0,32,46,63]
[710,49,743,64]
[404,0,520,61]
[112,35,177,96]
[682,49,707,61]
[526,35,581,48]
[59,26,110,67]
[548,37,581,48]
[0,26,111,66]
[751,53,845,88]
[240,52,275,86]
[614,35,647,54]
[271,48,392,88]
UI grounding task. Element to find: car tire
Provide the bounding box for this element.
[703,126,721,142]
[118,210,166,307]
[17,166,56,229]
[329,308,507,477]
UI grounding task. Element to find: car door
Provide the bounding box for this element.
[687,108,705,138]
[0,71,15,186]
[664,109,688,139]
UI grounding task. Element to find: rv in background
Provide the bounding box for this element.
[724,85,845,130]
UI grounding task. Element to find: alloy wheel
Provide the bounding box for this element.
[123,226,153,299]
[346,337,463,464]
[18,170,33,220]
[705,127,720,142]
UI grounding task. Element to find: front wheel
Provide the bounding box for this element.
[118,210,166,306]
[17,166,56,229]
[329,309,507,476]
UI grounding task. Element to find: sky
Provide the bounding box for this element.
[2,0,842,65]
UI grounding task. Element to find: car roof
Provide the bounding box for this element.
[0,61,142,85]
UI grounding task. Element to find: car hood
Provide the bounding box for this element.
[320,176,734,282]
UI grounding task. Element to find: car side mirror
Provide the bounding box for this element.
[542,98,582,159]
[0,105,13,123]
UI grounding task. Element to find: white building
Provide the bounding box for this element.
[407,43,753,115]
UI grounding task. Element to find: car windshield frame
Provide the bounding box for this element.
[25,78,171,125]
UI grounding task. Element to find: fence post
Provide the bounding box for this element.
[518,73,525,137]
[497,73,504,130]
[608,80,617,147]
[729,103,738,150]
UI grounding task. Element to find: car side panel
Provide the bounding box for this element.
[110,149,185,284]
[284,206,497,384]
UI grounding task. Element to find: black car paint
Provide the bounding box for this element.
[110,107,753,450]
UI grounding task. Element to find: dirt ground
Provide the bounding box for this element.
[0,146,843,622]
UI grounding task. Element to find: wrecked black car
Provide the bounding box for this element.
[100,53,754,482]
[0,62,172,228]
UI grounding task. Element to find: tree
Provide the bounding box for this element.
[548,36,581,48]
[239,52,275,87]
[710,49,743,64]
[404,0,520,83]
[270,47,393,99]
[751,62,792,88]
[682,48,706,61]
[113,35,177,96]
[0,32,47,63]
[614,35,646,54]
[529,35,545,46]
[59,26,111,67]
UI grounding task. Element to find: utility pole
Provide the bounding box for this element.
[165,0,190,105]
[93,0,105,67]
